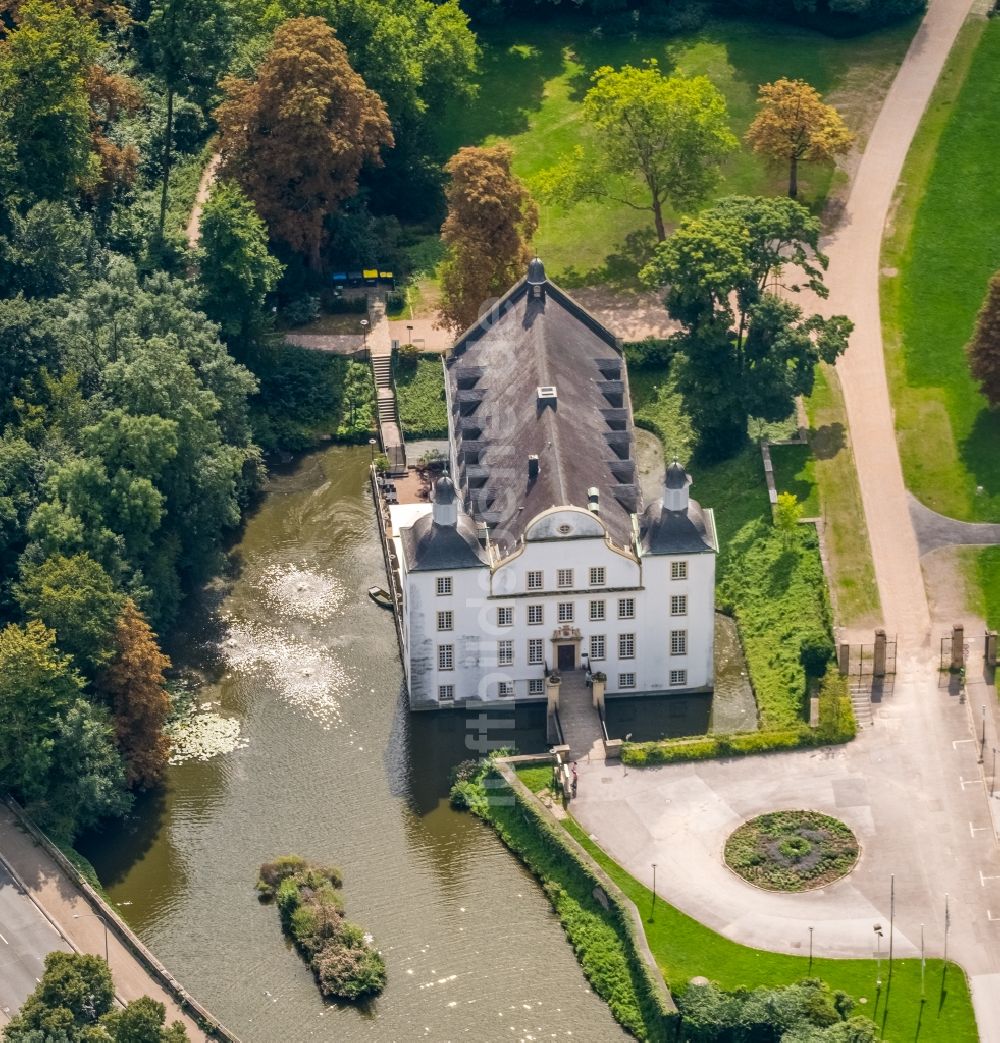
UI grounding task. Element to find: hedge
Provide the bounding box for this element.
[458,763,677,1041]
[623,669,855,766]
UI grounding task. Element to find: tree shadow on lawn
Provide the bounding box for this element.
[556,228,659,289]
[809,421,846,460]
[959,407,1000,513]
[432,25,570,158]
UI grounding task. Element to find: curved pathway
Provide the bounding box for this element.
[582,1,1000,1039]
[909,494,1000,556]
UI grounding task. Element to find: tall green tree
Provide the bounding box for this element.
[642,196,852,457]
[537,62,736,241]
[15,552,125,675]
[198,181,283,353]
[0,0,100,203]
[0,620,82,808]
[3,951,114,1041]
[146,0,234,231]
[967,270,1000,407]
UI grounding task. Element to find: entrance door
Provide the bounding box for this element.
[557,644,575,671]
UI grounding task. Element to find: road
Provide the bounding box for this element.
[0,860,71,1023]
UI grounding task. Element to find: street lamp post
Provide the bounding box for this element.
[873,924,883,991]
[980,705,987,763]
[369,437,377,463]
[406,324,414,345]
[808,926,814,972]
[73,911,109,964]
[624,733,632,777]
[360,317,370,350]
[651,863,657,921]
[993,746,998,797]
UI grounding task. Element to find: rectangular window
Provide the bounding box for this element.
[438,684,454,701]
[589,600,605,622]
[498,680,514,697]
[528,638,544,665]
[529,678,545,696]
[557,568,574,589]
[527,570,543,590]
[618,597,635,620]
[671,561,688,581]
[589,567,606,587]
[436,576,452,596]
[438,644,454,671]
[619,633,636,659]
[671,594,688,616]
[618,672,636,689]
[590,634,606,661]
[436,611,453,632]
[670,669,688,687]
[527,604,544,625]
[497,640,514,667]
[670,629,688,655]
[558,602,574,623]
[497,606,513,627]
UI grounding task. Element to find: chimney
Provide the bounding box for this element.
[587,486,599,514]
[528,455,539,480]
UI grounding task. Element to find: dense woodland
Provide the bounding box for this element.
[0,0,922,842]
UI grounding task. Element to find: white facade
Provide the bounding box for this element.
[394,499,717,708]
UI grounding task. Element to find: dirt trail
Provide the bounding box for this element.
[185,153,220,250]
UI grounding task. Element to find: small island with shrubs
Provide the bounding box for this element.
[257,855,386,1002]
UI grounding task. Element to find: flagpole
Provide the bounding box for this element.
[920,923,926,1001]
[943,893,950,966]
[888,874,895,979]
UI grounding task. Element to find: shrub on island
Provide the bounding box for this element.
[257,855,385,1002]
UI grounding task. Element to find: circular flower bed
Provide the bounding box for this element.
[724,811,859,892]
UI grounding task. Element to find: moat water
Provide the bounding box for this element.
[79,446,710,1041]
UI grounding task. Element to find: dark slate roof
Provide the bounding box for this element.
[434,475,456,504]
[447,269,640,545]
[400,512,489,572]
[666,461,689,490]
[639,498,716,556]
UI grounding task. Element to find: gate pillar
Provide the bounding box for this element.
[951,624,965,671]
[873,629,887,678]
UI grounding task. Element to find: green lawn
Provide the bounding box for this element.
[882,18,1000,522]
[806,364,881,629]
[770,443,820,518]
[563,818,977,1042]
[514,762,553,795]
[394,354,448,439]
[435,15,915,286]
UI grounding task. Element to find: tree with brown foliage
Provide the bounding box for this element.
[745,78,853,199]
[438,144,538,331]
[97,599,172,790]
[85,65,142,203]
[968,271,1000,407]
[214,17,393,269]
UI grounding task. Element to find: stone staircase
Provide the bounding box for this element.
[849,680,874,727]
[557,671,605,761]
[368,304,405,472]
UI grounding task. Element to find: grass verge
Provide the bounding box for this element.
[806,364,881,629]
[562,819,977,1042]
[881,17,1000,522]
[769,443,819,518]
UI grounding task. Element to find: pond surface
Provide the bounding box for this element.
[80,446,628,1042]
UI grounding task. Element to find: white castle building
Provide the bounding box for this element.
[387,259,717,709]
